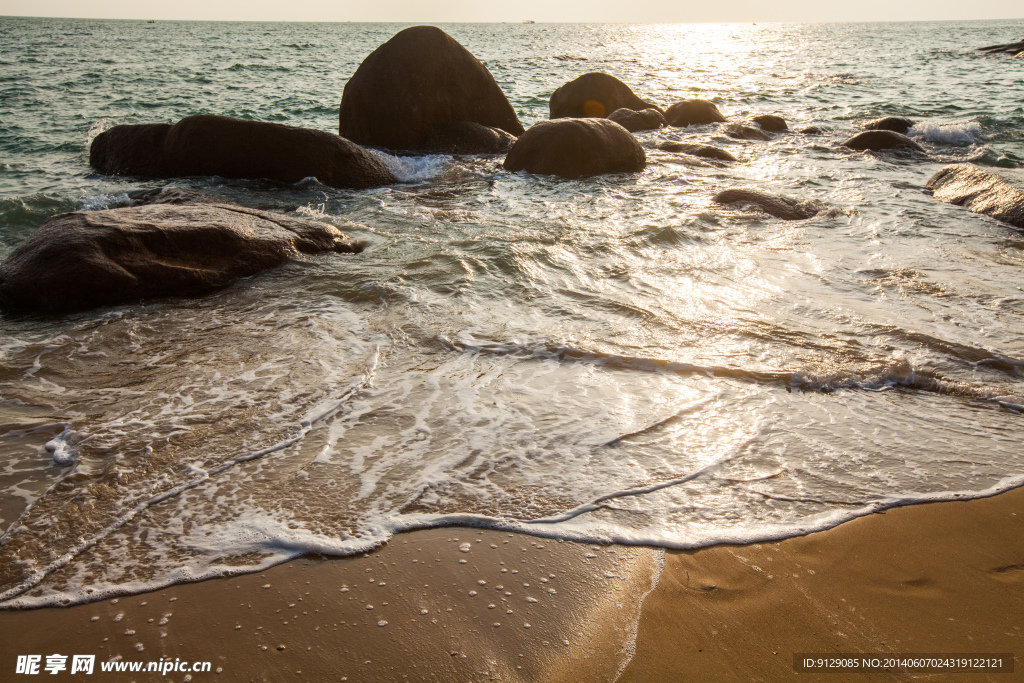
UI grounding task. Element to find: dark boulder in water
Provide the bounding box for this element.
[607,107,666,132]
[926,164,1024,229]
[800,126,824,135]
[862,117,915,135]
[659,141,737,162]
[503,118,645,179]
[664,99,726,127]
[725,123,771,141]
[976,40,1024,55]
[548,73,658,120]
[0,189,364,313]
[338,25,523,151]
[841,130,924,152]
[423,121,516,154]
[91,115,396,189]
[713,189,819,220]
[752,114,788,132]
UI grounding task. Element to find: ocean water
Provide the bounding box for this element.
[1,17,1023,608]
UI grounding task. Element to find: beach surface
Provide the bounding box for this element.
[2,486,1022,681]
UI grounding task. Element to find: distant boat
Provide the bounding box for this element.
[523,20,535,24]
[147,20,155,24]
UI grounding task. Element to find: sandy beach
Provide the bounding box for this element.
[2,486,1021,681]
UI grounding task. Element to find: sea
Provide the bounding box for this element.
[1,17,1022,608]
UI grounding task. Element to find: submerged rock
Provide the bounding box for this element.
[840,130,924,152]
[423,121,516,154]
[976,40,1024,55]
[503,118,645,179]
[664,99,726,127]
[549,73,658,119]
[91,115,395,189]
[607,107,666,132]
[724,123,771,141]
[926,164,1024,229]
[713,189,819,220]
[0,190,364,313]
[338,25,523,151]
[863,117,915,135]
[800,126,824,135]
[658,141,737,162]
[751,114,788,132]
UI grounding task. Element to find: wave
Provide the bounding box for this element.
[371,150,453,183]
[909,121,985,144]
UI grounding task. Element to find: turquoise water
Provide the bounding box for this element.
[1,18,1023,607]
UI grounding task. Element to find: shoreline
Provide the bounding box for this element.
[1,487,1021,680]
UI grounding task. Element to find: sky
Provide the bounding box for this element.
[0,0,1022,24]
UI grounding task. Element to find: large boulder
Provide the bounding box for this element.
[0,189,364,313]
[423,121,516,154]
[841,130,925,152]
[607,107,666,132]
[665,99,726,127]
[338,25,523,151]
[503,118,645,179]
[91,115,396,189]
[658,142,737,162]
[926,164,1024,229]
[863,117,915,134]
[549,73,658,119]
[713,189,819,220]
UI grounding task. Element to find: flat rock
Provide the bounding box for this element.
[658,142,737,162]
[91,115,395,190]
[549,73,658,119]
[607,108,666,132]
[665,99,726,127]
[0,189,364,313]
[841,130,925,152]
[503,118,645,179]
[925,164,1024,229]
[863,117,915,135]
[725,123,771,141]
[338,26,523,151]
[752,114,788,132]
[423,121,516,154]
[713,189,819,220]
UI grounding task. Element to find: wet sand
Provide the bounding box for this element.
[2,487,1022,681]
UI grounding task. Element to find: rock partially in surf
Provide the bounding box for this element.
[423,121,516,154]
[503,118,645,179]
[752,114,788,132]
[925,164,1024,229]
[977,40,1024,55]
[713,188,820,220]
[338,25,523,151]
[91,115,396,189]
[840,130,924,152]
[725,123,771,141]
[548,73,659,120]
[664,99,726,127]
[862,117,915,135]
[0,190,365,313]
[658,141,737,162]
[607,107,666,132]
[800,126,824,135]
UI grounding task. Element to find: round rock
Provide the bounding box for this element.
[503,118,645,179]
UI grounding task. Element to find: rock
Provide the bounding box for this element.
[607,107,666,132]
[725,124,771,141]
[752,114,788,132]
[91,115,396,190]
[925,164,1024,229]
[503,118,645,179]
[664,99,726,127]
[338,26,523,151]
[423,121,516,154]
[862,117,915,134]
[0,189,364,313]
[800,126,824,135]
[549,73,658,119]
[840,130,925,152]
[977,40,1024,55]
[658,142,737,162]
[713,189,819,220]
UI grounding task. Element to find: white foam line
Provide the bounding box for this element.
[0,349,379,608]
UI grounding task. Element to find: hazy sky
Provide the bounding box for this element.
[0,0,1021,23]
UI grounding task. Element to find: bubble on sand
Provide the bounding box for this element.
[377,620,387,627]
[459,543,471,553]
[468,591,477,597]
